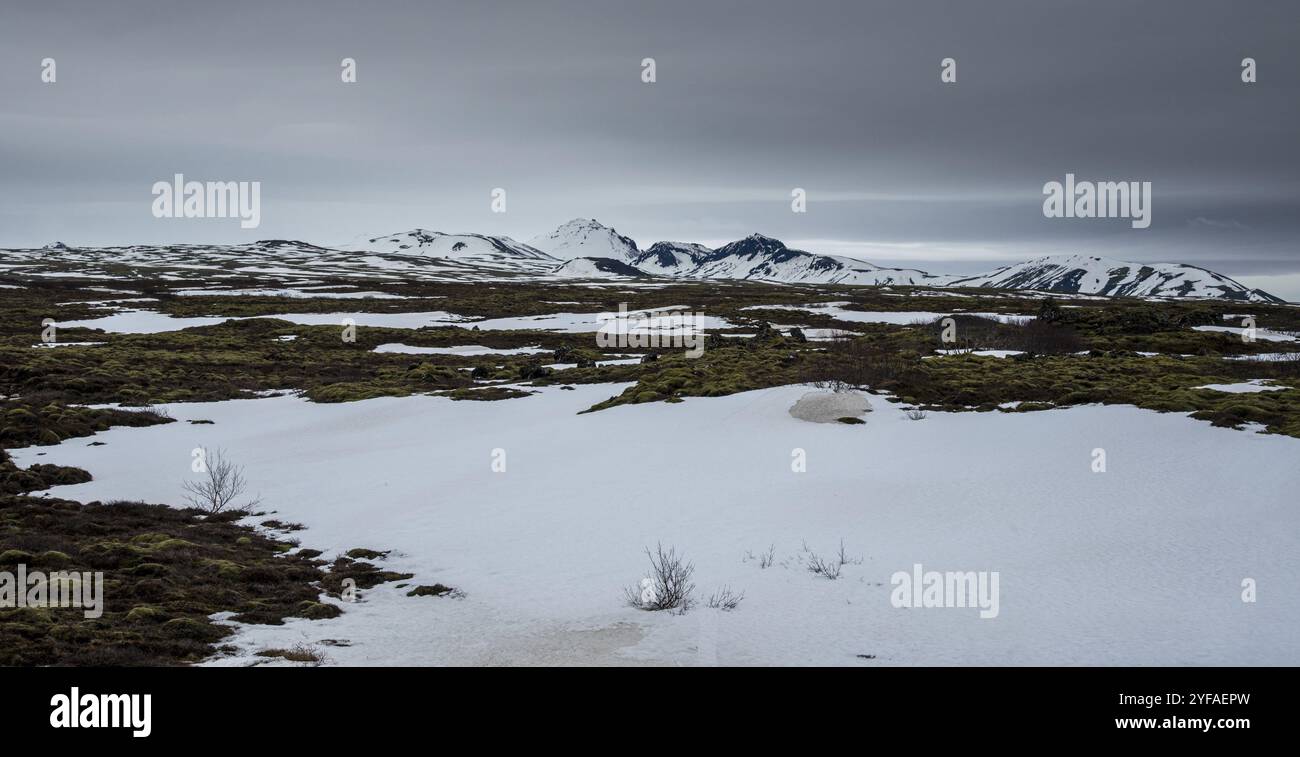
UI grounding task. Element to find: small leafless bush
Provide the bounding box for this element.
[706,586,745,611]
[257,643,329,665]
[802,336,926,391]
[924,314,1084,355]
[1236,352,1300,380]
[745,544,776,569]
[812,377,855,393]
[836,539,863,568]
[625,543,696,612]
[905,407,928,421]
[137,405,173,421]
[806,551,843,579]
[805,539,862,580]
[182,447,261,514]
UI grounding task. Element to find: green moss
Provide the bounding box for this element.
[0,549,33,565]
[126,606,167,623]
[0,496,411,666]
[200,559,243,579]
[130,532,170,544]
[294,600,342,619]
[130,562,172,577]
[33,550,71,567]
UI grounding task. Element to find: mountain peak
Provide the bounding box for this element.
[558,217,607,229]
[526,219,639,261]
[706,233,788,261]
[945,253,1281,303]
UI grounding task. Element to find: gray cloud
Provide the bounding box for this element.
[1,0,1297,295]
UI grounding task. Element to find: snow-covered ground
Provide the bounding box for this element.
[60,310,233,334]
[928,349,1025,359]
[15,385,1299,666]
[58,306,735,335]
[1195,380,1286,394]
[460,307,734,334]
[1225,353,1300,362]
[1193,325,1297,342]
[373,344,550,357]
[745,303,1034,326]
[172,288,408,299]
[59,309,475,333]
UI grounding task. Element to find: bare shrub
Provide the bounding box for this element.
[905,407,928,420]
[182,447,261,514]
[1237,352,1300,380]
[625,543,696,612]
[706,586,745,611]
[137,405,173,422]
[924,314,1084,355]
[805,539,862,580]
[812,377,855,393]
[257,643,329,665]
[806,551,842,579]
[802,336,926,391]
[836,539,863,568]
[745,544,776,569]
[1016,319,1086,354]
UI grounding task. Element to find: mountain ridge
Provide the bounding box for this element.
[8,218,1285,303]
[514,219,1281,303]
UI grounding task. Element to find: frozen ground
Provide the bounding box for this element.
[1193,325,1297,342]
[928,349,1025,358]
[744,303,1035,326]
[60,309,473,333]
[372,343,549,356]
[172,288,409,299]
[57,306,734,335]
[460,307,734,334]
[1195,380,1286,394]
[15,384,1300,666]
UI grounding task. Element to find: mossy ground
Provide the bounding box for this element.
[0,491,420,666]
[4,276,1296,426]
[0,404,422,666]
[1,271,1297,664]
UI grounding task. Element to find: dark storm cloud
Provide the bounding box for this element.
[1,0,1297,293]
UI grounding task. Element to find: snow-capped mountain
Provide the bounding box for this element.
[531,221,1281,302]
[550,256,647,279]
[941,254,1283,303]
[347,229,557,271]
[689,234,939,286]
[629,241,711,275]
[4,222,1284,302]
[526,218,639,261]
[540,230,939,286]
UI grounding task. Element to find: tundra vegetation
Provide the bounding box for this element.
[1,268,1297,663]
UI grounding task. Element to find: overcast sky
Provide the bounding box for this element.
[2,1,1298,297]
